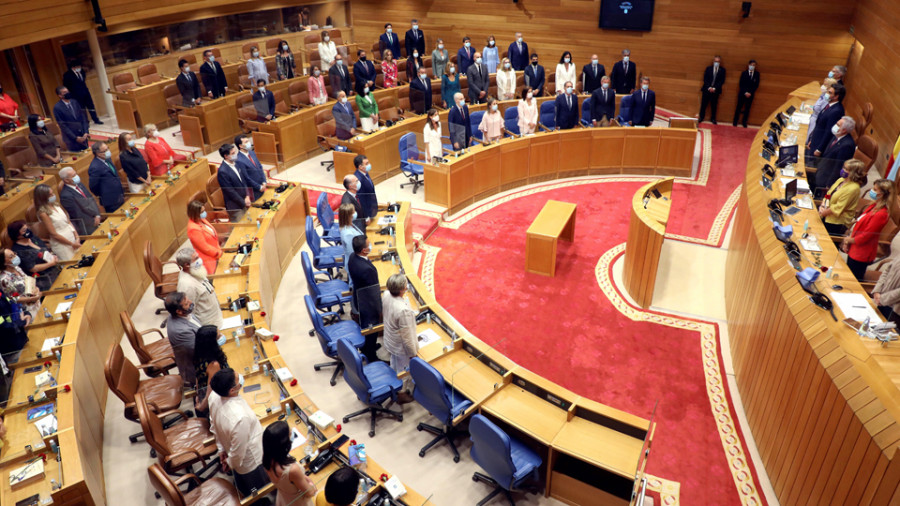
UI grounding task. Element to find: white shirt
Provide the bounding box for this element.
[246,58,268,85]
[555,63,577,94]
[424,123,442,161]
[497,70,516,98]
[222,160,244,183]
[209,391,263,474]
[177,270,223,329]
[318,41,338,71]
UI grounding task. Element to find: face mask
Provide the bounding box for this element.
[208,56,215,62]
[72,175,81,185]
[450,67,455,74]
[22,230,33,239]
[105,150,112,159]
[364,86,369,94]
[259,86,266,93]
[489,40,495,46]
[713,62,720,68]
[63,92,73,100]
[228,154,237,162]
[526,92,533,99]
[831,124,841,136]
[602,82,609,89]
[532,61,538,66]
[314,69,321,76]
[476,57,482,64]
[413,24,418,30]
[324,36,330,42]
[464,42,471,48]
[564,57,570,63]
[127,139,136,147]
[282,44,288,50]
[361,55,369,61]
[592,59,598,65]
[623,56,630,62]
[386,28,392,34]
[192,258,204,271]
[413,52,419,58]
[355,180,362,191]
[352,211,358,220]
[438,44,444,49]
[840,169,848,179]
[200,210,207,219]
[432,115,439,122]
[828,71,835,79]
[245,140,253,150]
[491,104,498,111]
[642,84,649,91]
[49,195,56,204]
[365,163,371,172]
[419,74,426,80]
[184,302,194,314]
[869,190,878,200]
[216,335,227,347]
[504,62,510,69]
[237,374,245,390]
[749,65,755,71]
[183,67,190,73]
[37,120,45,129]
[517,37,523,43]
[335,60,343,66]
[11,255,20,267]
[340,97,348,104]
[252,52,259,58]
[73,67,82,73]
[822,93,831,102]
[566,87,573,94]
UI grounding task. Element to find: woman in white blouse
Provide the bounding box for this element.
[423,108,444,162]
[246,46,268,86]
[517,88,538,135]
[318,31,338,72]
[496,57,516,101]
[555,51,577,95]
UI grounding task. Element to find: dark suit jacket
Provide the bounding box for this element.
[610,60,637,94]
[88,157,125,213]
[236,150,266,201]
[353,60,377,95]
[342,191,366,219]
[582,63,607,94]
[524,64,545,97]
[62,69,94,108]
[702,65,726,94]
[507,41,529,71]
[457,47,475,75]
[60,183,101,235]
[332,101,357,139]
[329,64,352,98]
[252,90,276,120]
[52,99,89,151]
[738,70,760,96]
[448,104,471,149]
[466,63,489,103]
[815,135,858,190]
[409,76,433,114]
[199,61,228,98]
[379,33,402,59]
[809,102,845,154]
[590,87,616,122]
[631,89,656,126]
[348,254,381,328]
[407,56,425,79]
[405,29,425,58]
[555,93,579,130]
[216,161,251,213]
[354,169,378,218]
[175,72,201,106]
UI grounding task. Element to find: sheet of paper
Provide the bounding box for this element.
[40,337,61,353]
[799,238,823,252]
[221,315,243,330]
[417,328,442,347]
[289,427,306,451]
[791,112,812,124]
[34,414,57,437]
[795,195,814,209]
[830,292,883,323]
[781,168,796,177]
[378,215,397,225]
[54,301,73,314]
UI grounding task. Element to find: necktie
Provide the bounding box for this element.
[829,137,839,149]
[624,62,628,74]
[77,71,83,81]
[67,102,74,116]
[643,91,646,102]
[603,90,607,101]
[749,71,753,79]
[106,160,116,175]
[568,95,571,109]
[74,185,86,198]
[713,68,717,81]
[518,42,521,52]
[593,64,597,75]
[186,73,191,82]
[414,31,418,41]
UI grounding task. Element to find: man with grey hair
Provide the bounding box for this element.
[611,49,636,94]
[448,92,471,150]
[382,273,416,403]
[831,65,846,85]
[175,247,223,328]
[813,115,858,191]
[58,166,101,235]
[87,141,124,213]
[165,291,200,385]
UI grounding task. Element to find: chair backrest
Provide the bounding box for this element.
[134,391,172,462]
[304,294,336,359]
[857,102,873,136]
[120,311,153,364]
[618,94,633,124]
[469,414,517,490]
[147,463,187,506]
[315,108,333,125]
[305,215,323,258]
[143,240,164,286]
[399,132,419,173]
[317,120,337,139]
[2,135,37,169]
[273,90,291,115]
[409,357,456,424]
[300,251,320,299]
[337,338,373,403]
[504,106,519,135]
[137,64,161,85]
[113,72,137,93]
[470,111,485,141]
[289,80,309,106]
[266,38,281,55]
[539,101,556,129]
[316,192,337,229]
[854,135,879,174]
[104,343,141,418]
[581,97,592,124]
[164,84,181,109]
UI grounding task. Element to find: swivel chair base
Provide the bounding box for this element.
[314,359,344,386]
[128,410,192,458]
[321,160,334,172]
[416,422,465,462]
[400,176,423,194]
[343,403,403,437]
[472,472,516,506]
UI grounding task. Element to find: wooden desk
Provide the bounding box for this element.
[111,80,172,132]
[180,92,242,151]
[525,200,577,277]
[623,178,673,308]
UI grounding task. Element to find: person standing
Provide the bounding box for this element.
[409,66,432,115]
[199,50,228,99]
[590,76,616,127]
[582,54,606,95]
[631,77,656,127]
[27,114,60,166]
[62,60,102,124]
[478,97,505,142]
[252,80,276,122]
[467,52,489,104]
[431,39,449,80]
[143,123,183,176]
[308,65,328,105]
[423,109,444,161]
[348,236,381,361]
[699,55,726,124]
[554,52,577,95]
[356,87,380,131]
[338,203,364,271]
[262,421,317,506]
[457,37,475,76]
[318,31,338,72]
[52,86,89,152]
[332,91,357,140]
[496,58,516,101]
[842,180,893,281]
[806,83,846,166]
[87,141,125,213]
[507,32,529,71]
[235,134,267,201]
[353,155,378,218]
[382,274,417,403]
[33,184,80,261]
[818,159,866,237]
[175,59,202,107]
[482,35,500,74]
[246,47,269,86]
[405,20,425,60]
[191,325,228,418]
[216,143,252,222]
[186,200,223,275]
[811,116,857,191]
[555,82,579,130]
[352,50,377,97]
[448,93,471,150]
[379,23,401,60]
[524,54,545,97]
[380,50,398,88]
[118,132,151,193]
[164,291,200,385]
[0,86,20,126]
[328,55,352,99]
[275,41,296,81]
[518,89,538,135]
[440,64,460,109]
[341,174,367,223]
[732,60,760,128]
[58,167,101,235]
[610,49,636,94]
[175,248,224,328]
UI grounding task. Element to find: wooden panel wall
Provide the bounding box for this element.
[844,0,900,175]
[0,0,93,50]
[348,0,856,127]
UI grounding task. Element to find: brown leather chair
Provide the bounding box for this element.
[304,34,321,50]
[237,106,261,133]
[329,29,344,46]
[164,84,183,122]
[24,204,49,242]
[2,135,42,178]
[205,174,226,213]
[377,97,401,123]
[135,391,218,475]
[857,102,873,137]
[105,343,184,444]
[113,72,138,93]
[148,463,240,506]
[288,80,309,108]
[121,311,176,377]
[237,65,252,90]
[242,43,260,61]
[265,59,279,82]
[308,49,322,72]
[854,135,880,175]
[272,90,290,116]
[397,86,411,113]
[266,38,281,56]
[44,122,68,154]
[144,240,179,315]
[138,64,162,85]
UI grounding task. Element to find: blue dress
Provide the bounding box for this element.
[441,74,461,108]
[340,225,364,271]
[482,46,500,74]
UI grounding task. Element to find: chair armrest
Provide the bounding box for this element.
[153,407,191,420]
[165,449,204,466]
[173,473,202,489]
[140,328,166,340]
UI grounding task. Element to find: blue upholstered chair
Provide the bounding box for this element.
[305,215,343,275]
[469,414,543,505]
[580,97,593,127]
[315,192,341,245]
[304,295,365,386]
[503,106,520,136]
[539,100,556,130]
[409,357,473,462]
[470,110,485,142]
[617,94,633,126]
[337,339,404,437]
[398,132,426,194]
[301,251,350,316]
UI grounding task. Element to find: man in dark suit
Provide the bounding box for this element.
[409,66,433,114]
[353,50,377,96]
[52,86,89,152]
[332,91,357,140]
[379,23,402,59]
[405,20,425,60]
[62,60,101,124]
[342,173,369,230]
[352,155,378,219]
[87,141,124,213]
[699,55,726,124]
[252,80,276,121]
[555,82,579,130]
[806,83,846,165]
[58,166,101,235]
[467,53,489,104]
[216,143,252,222]
[610,49,637,95]
[524,54,545,97]
[448,93,471,150]
[812,116,857,191]
[733,60,760,128]
[348,235,381,360]
[582,54,606,95]
[507,32,529,71]
[457,37,475,76]
[631,77,656,127]
[329,55,352,99]
[590,76,616,127]
[234,134,267,201]
[175,59,202,107]
[199,50,228,99]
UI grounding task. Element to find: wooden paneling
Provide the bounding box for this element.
[623,179,672,308]
[350,0,856,127]
[0,0,93,50]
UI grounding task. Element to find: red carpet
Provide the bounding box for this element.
[425,125,764,505]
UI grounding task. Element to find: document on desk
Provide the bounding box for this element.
[791,112,812,125]
[220,315,244,330]
[289,427,306,451]
[800,238,823,252]
[378,215,397,225]
[780,177,810,193]
[795,195,814,209]
[54,301,73,314]
[831,292,883,323]
[417,328,442,347]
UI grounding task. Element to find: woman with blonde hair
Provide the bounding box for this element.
[142,123,182,176]
[318,31,338,72]
[338,202,364,271]
[33,183,80,260]
[380,49,398,88]
[497,57,516,100]
[478,96,505,142]
[842,178,894,280]
[819,158,867,236]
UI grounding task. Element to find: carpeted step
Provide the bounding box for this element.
[411,213,440,242]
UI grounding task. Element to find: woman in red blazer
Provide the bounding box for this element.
[186,200,223,275]
[842,179,894,281]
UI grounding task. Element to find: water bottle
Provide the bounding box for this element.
[234,333,241,348]
[43,307,51,320]
[355,478,368,504]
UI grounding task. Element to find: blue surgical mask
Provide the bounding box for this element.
[822,93,831,102]
[464,41,471,48]
[352,211,358,220]
[828,71,835,79]
[36,120,45,129]
[365,163,372,172]
[127,139,136,147]
[602,82,609,89]
[200,211,207,219]
[49,195,56,204]
[869,189,878,200]
[104,150,112,159]
[642,84,649,91]
[355,180,362,191]
[566,87,573,94]
[11,255,21,267]
[72,175,81,185]
[216,334,227,347]
[208,55,215,62]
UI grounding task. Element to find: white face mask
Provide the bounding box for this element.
[476,57,482,64]
[504,62,510,69]
[413,24,418,30]
[831,124,841,135]
[192,258,204,270]
[258,86,265,93]
[355,180,362,191]
[438,44,444,49]
[324,36,330,42]
[36,120,45,129]
[431,116,439,122]
[314,69,321,76]
[526,92,533,99]
[341,96,348,103]
[602,82,609,89]
[252,52,259,58]
[413,52,419,58]
[182,67,190,73]
[364,86,370,93]
[642,84,649,91]
[491,104,498,111]
[49,195,57,204]
[749,65,755,71]
[564,57,570,63]
[244,140,253,150]
[489,40,495,46]
[566,87,573,94]
[464,42,471,48]
[208,56,215,62]
[386,28,392,34]
[592,59,598,65]
[517,37,523,43]
[449,66,455,73]
[419,74,426,80]
[282,44,288,50]
[623,56,630,62]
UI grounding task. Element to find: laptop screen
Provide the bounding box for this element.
[784,178,797,201]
